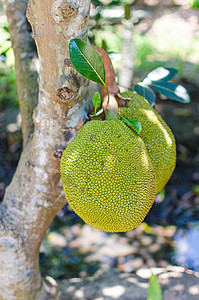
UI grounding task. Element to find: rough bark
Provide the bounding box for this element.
[0,0,91,299]
[1,0,38,147]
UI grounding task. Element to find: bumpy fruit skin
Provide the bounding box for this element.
[119,92,176,194]
[61,120,156,232]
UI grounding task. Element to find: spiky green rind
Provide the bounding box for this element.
[119,92,176,194]
[61,120,156,232]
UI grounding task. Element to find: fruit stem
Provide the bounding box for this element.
[103,94,119,120]
[105,83,110,104]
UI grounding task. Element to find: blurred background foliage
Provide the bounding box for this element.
[0,14,17,108]
[90,0,199,87]
[0,0,199,281]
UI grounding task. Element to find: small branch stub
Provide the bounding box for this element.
[52,1,78,23]
[53,149,64,160]
[56,87,76,101]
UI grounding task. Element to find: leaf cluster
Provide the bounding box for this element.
[134,67,190,106]
[69,39,143,133]
[69,38,190,131]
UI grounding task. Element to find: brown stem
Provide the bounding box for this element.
[92,45,133,111]
[92,45,119,98]
[92,45,120,119]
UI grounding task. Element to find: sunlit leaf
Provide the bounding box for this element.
[134,83,156,106]
[143,67,178,84]
[122,117,142,134]
[69,39,106,85]
[151,81,190,103]
[92,92,102,115]
[147,274,162,300]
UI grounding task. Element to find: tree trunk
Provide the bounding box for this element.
[119,19,134,90]
[0,0,91,299]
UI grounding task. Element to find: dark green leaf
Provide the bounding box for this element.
[3,25,9,33]
[92,92,102,114]
[69,39,106,85]
[147,274,162,300]
[151,81,190,103]
[143,67,178,84]
[134,84,156,106]
[122,117,142,134]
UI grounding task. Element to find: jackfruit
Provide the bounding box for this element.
[61,120,156,232]
[119,92,176,194]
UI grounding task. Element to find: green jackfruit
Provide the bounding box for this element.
[119,92,176,194]
[61,120,156,232]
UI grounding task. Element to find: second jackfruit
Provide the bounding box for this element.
[119,92,176,193]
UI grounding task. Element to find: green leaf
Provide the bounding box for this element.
[134,84,156,106]
[147,274,162,300]
[69,39,106,85]
[191,0,199,9]
[143,67,178,84]
[90,108,104,118]
[92,92,102,115]
[122,117,142,134]
[151,81,190,103]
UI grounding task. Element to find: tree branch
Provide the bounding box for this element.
[0,0,91,298]
[1,0,39,146]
